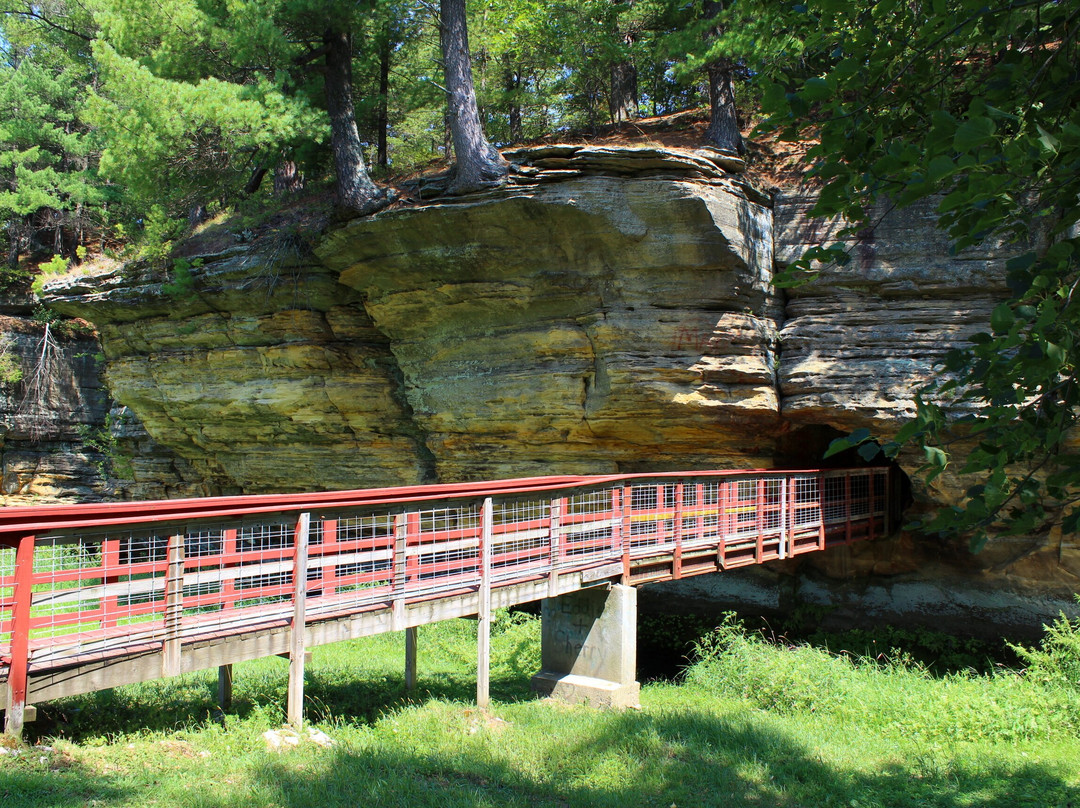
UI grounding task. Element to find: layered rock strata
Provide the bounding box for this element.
[40,144,1079,634]
[0,310,204,504]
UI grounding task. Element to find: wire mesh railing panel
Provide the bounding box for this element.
[306,512,394,614]
[407,503,482,595]
[490,497,551,583]
[626,484,677,555]
[0,544,14,662]
[28,530,171,662]
[790,475,823,529]
[558,486,619,562]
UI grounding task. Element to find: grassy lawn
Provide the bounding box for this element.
[2,613,1078,808]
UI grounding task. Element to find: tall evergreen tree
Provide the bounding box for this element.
[440,0,507,193]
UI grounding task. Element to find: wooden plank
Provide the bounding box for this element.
[405,626,417,692]
[161,533,185,677]
[391,513,407,631]
[287,513,310,729]
[548,497,562,597]
[218,664,233,712]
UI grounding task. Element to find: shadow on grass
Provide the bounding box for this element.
[25,662,532,744]
[0,752,130,808]
[251,708,1077,808]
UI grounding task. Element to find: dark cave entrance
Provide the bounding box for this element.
[774,423,913,526]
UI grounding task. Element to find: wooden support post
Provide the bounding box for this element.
[844,474,853,545]
[218,664,233,713]
[620,486,632,584]
[391,513,407,631]
[547,497,562,598]
[405,626,418,692]
[778,477,789,560]
[287,513,310,730]
[673,482,684,578]
[162,532,185,677]
[476,498,493,709]
[817,474,827,550]
[4,534,35,739]
[868,471,876,541]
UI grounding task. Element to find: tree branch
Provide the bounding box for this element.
[0,8,93,42]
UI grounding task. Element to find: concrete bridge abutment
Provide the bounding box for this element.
[531,583,640,709]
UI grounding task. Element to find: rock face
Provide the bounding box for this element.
[0,309,204,505]
[318,172,779,480]
[40,145,1079,636]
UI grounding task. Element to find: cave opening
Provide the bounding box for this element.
[774,423,913,526]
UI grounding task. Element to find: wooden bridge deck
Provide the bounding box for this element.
[0,467,891,729]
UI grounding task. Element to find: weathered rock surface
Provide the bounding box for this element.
[318,175,779,480]
[36,145,1079,635]
[47,249,433,493]
[0,312,205,504]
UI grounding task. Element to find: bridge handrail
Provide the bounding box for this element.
[0,468,876,541]
[1,467,892,725]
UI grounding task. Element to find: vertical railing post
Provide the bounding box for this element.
[391,512,407,631]
[816,474,827,550]
[673,482,684,579]
[778,477,789,560]
[548,496,562,598]
[867,471,876,541]
[620,486,632,583]
[3,534,35,739]
[717,480,729,569]
[101,536,121,629]
[844,473,853,545]
[476,498,493,709]
[221,528,238,612]
[287,512,310,730]
[320,518,338,597]
[755,478,765,563]
[162,532,185,677]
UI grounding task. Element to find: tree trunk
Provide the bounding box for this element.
[274,160,304,195]
[243,166,269,196]
[5,223,19,271]
[705,58,741,152]
[187,204,209,229]
[702,1,743,154]
[609,60,638,123]
[503,63,522,143]
[376,34,391,170]
[440,0,507,194]
[322,28,387,213]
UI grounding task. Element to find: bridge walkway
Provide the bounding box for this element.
[0,467,892,735]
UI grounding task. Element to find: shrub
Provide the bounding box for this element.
[1011,603,1080,693]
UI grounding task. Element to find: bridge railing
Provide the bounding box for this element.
[0,467,890,695]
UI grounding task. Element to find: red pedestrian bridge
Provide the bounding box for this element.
[1,467,893,735]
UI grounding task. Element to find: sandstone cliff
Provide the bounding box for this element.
[38,145,1079,636]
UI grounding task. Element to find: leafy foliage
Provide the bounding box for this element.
[753,0,1080,546]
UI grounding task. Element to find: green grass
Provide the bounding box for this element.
[2,612,1078,808]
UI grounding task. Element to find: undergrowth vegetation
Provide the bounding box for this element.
[3,611,1079,808]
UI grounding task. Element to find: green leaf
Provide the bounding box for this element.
[824,436,854,459]
[990,303,1013,334]
[857,442,881,461]
[926,155,954,183]
[849,427,872,443]
[952,116,995,151]
[800,77,832,102]
[923,446,948,467]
